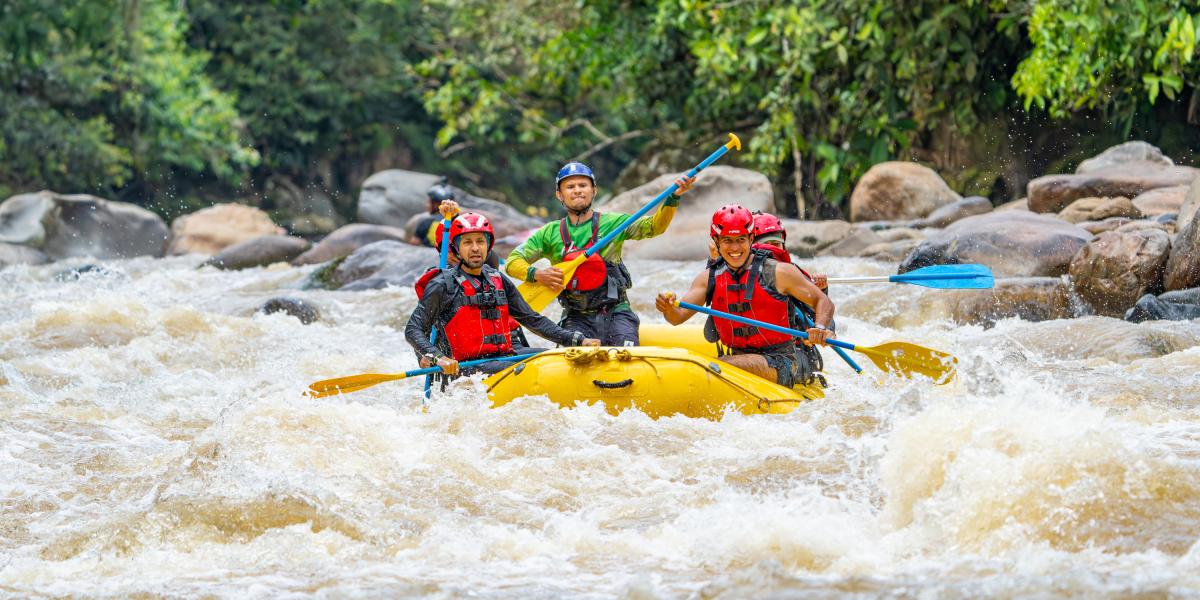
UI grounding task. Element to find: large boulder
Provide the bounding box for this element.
[819,227,923,258]
[1164,208,1200,291]
[914,196,992,228]
[898,211,1093,277]
[258,297,321,324]
[291,223,409,266]
[0,191,168,259]
[203,235,311,270]
[357,170,541,240]
[782,219,853,257]
[1131,185,1189,217]
[1057,196,1142,224]
[1027,142,1200,213]
[1068,228,1171,316]
[330,241,439,290]
[0,241,50,267]
[947,277,1075,326]
[1179,176,1200,233]
[1125,287,1200,322]
[848,162,960,222]
[168,203,283,256]
[598,166,773,260]
[1078,217,1134,235]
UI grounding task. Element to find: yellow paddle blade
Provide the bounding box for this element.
[516,254,587,313]
[306,372,410,398]
[854,341,957,383]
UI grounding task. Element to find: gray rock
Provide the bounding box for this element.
[899,211,1093,277]
[1125,289,1200,322]
[332,240,439,290]
[357,169,541,240]
[994,198,1029,212]
[0,191,168,259]
[782,219,853,257]
[1068,227,1171,316]
[292,223,409,266]
[0,241,50,267]
[916,196,992,228]
[600,166,774,260]
[258,297,321,324]
[204,235,311,270]
[818,228,884,257]
[849,162,960,222]
[858,238,924,262]
[1076,141,1175,174]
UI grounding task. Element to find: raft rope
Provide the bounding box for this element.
[563,347,634,364]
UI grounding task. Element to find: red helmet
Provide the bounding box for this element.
[710,204,755,238]
[449,213,494,253]
[752,212,786,241]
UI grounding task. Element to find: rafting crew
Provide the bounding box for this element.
[409,179,500,268]
[505,162,696,346]
[655,204,835,387]
[405,212,599,378]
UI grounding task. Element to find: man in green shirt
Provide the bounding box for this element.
[505,162,695,345]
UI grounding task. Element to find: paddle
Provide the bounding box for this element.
[424,209,458,399]
[827,263,994,289]
[792,307,862,374]
[674,300,957,382]
[518,132,743,312]
[307,352,543,399]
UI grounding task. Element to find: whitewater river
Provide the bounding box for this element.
[2,254,1200,598]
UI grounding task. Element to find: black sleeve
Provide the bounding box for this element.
[503,277,580,346]
[405,278,449,357]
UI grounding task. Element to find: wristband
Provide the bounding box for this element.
[526,266,538,283]
[664,196,679,207]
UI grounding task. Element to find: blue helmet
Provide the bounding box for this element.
[555,162,595,188]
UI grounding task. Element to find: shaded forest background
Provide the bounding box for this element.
[3,0,1199,227]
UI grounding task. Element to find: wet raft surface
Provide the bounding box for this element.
[2,255,1200,597]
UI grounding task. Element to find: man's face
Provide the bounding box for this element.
[760,239,785,250]
[457,232,489,269]
[556,176,596,212]
[717,235,752,268]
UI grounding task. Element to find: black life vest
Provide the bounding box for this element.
[414,266,514,360]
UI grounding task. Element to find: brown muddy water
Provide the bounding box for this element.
[2,255,1200,598]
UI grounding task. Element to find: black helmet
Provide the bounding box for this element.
[427,178,455,202]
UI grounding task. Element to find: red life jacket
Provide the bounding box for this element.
[559,213,608,292]
[706,253,796,351]
[414,266,515,360]
[752,242,791,264]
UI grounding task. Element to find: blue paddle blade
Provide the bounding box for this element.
[891,263,995,289]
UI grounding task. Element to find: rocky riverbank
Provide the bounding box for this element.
[2,141,1198,326]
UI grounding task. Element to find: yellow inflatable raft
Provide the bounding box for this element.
[485,343,825,421]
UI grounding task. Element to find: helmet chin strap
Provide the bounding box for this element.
[561,199,592,220]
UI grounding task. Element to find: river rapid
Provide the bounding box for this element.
[2,255,1200,598]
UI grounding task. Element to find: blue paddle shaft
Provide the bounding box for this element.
[794,307,862,373]
[679,300,858,352]
[583,141,734,259]
[410,351,543,378]
[425,217,454,397]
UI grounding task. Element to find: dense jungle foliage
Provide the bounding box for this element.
[2,0,1198,221]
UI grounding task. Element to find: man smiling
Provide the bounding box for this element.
[654,204,835,386]
[506,162,695,345]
